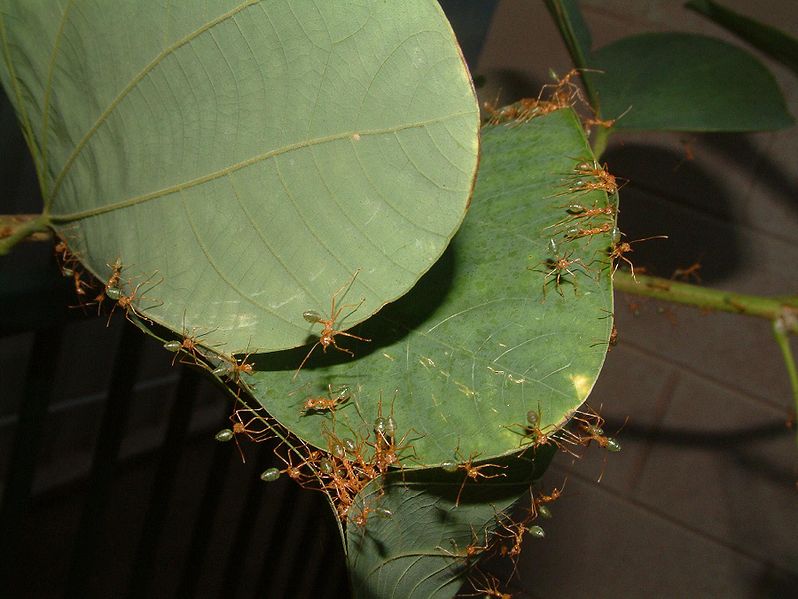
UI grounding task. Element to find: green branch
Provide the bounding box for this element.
[0,214,51,255]
[613,271,798,334]
[615,270,798,435]
[772,317,798,444]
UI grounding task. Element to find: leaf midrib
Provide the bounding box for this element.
[46,0,262,209]
[48,113,470,222]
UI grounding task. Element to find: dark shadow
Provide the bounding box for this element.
[750,563,798,599]
[600,417,797,484]
[248,241,457,375]
[703,132,798,220]
[602,143,743,283]
[438,0,500,69]
[478,69,546,106]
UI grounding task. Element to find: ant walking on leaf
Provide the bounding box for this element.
[564,221,614,242]
[213,351,255,382]
[106,271,161,325]
[465,571,512,599]
[449,448,507,507]
[163,311,219,366]
[552,159,623,199]
[531,239,593,300]
[302,384,351,414]
[548,201,617,232]
[293,269,371,379]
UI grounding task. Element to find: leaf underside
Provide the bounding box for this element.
[0,0,479,353]
[346,449,555,599]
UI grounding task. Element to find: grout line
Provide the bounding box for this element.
[626,369,680,492]
[617,329,790,414]
[549,461,798,577]
[624,177,798,249]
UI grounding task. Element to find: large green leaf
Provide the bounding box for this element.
[686,0,798,78]
[243,109,615,466]
[587,33,794,131]
[0,0,479,353]
[346,449,554,599]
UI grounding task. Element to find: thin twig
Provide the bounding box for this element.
[614,270,798,334]
[0,214,51,253]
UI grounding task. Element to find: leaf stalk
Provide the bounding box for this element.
[0,214,51,254]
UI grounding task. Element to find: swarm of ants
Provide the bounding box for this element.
[443,405,624,598]
[49,70,635,597]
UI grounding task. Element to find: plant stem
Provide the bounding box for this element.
[772,317,798,444]
[591,126,610,158]
[613,271,798,335]
[0,214,51,254]
[543,0,599,107]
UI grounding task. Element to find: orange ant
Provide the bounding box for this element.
[571,407,624,480]
[214,351,255,382]
[106,257,123,290]
[483,92,522,125]
[532,240,592,299]
[564,160,622,197]
[609,234,668,280]
[105,271,160,325]
[349,503,392,529]
[494,515,528,564]
[549,201,616,231]
[609,322,618,349]
[516,98,562,121]
[226,403,274,463]
[80,258,123,315]
[672,261,702,283]
[539,68,589,108]
[564,221,614,241]
[303,384,351,413]
[163,313,218,366]
[536,481,565,507]
[577,419,622,453]
[164,332,204,366]
[370,394,419,472]
[438,526,491,562]
[581,105,632,134]
[293,269,371,379]
[453,449,507,507]
[467,571,512,599]
[484,68,588,127]
[505,408,555,450]
[272,443,319,487]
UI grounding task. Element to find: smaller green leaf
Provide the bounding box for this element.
[588,33,794,131]
[686,0,798,77]
[346,448,554,599]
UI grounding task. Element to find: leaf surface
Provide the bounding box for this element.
[587,33,794,131]
[244,109,615,466]
[346,449,555,599]
[686,0,798,78]
[0,0,479,352]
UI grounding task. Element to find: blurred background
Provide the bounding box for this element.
[1,1,797,597]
